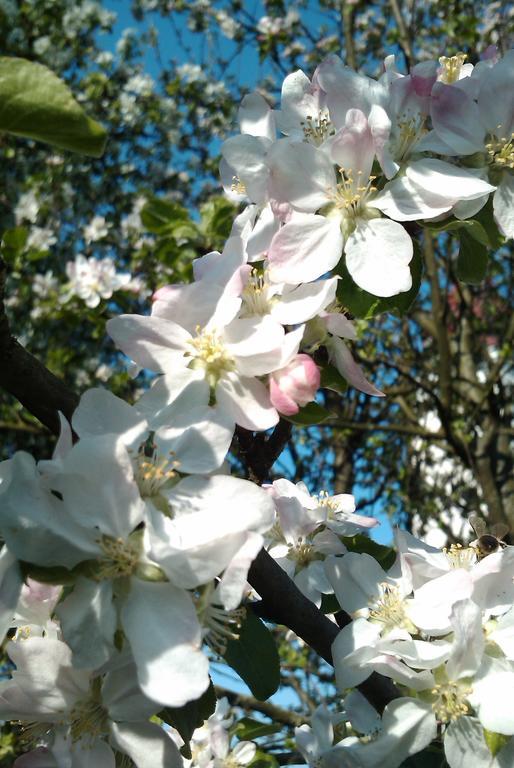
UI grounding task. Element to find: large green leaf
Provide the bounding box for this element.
[336,242,422,319]
[283,401,333,426]
[160,682,216,759]
[223,609,280,701]
[0,57,107,156]
[457,229,489,283]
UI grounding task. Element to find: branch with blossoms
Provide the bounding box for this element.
[0,45,513,768]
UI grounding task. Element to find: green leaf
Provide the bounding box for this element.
[457,229,489,283]
[141,197,190,234]
[336,243,422,319]
[200,196,237,248]
[473,198,505,250]
[223,609,280,701]
[249,750,280,768]
[0,57,107,156]
[425,217,491,246]
[234,718,282,740]
[342,534,396,570]
[483,729,511,757]
[20,561,76,585]
[1,226,27,264]
[159,681,216,759]
[320,364,348,394]
[283,402,333,426]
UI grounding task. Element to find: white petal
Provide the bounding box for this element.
[239,92,275,141]
[216,372,278,430]
[446,599,484,680]
[56,578,116,669]
[406,158,495,202]
[444,716,514,768]
[72,388,144,443]
[225,316,285,376]
[345,219,412,297]
[0,547,22,641]
[343,690,381,735]
[493,174,514,239]
[121,580,209,707]
[221,135,271,205]
[247,204,280,261]
[106,315,189,373]
[154,407,233,474]
[332,618,382,689]
[110,721,182,768]
[268,214,343,284]
[370,174,453,221]
[268,140,336,212]
[325,552,388,615]
[271,278,338,324]
[218,532,263,610]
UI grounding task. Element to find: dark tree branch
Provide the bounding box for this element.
[0,259,79,434]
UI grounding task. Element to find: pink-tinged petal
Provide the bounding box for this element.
[406,158,495,202]
[323,312,357,340]
[345,219,412,297]
[368,103,396,178]
[329,337,384,397]
[431,82,486,154]
[269,378,299,415]
[316,54,387,126]
[268,140,336,212]
[239,92,275,141]
[330,109,376,181]
[271,278,338,325]
[267,214,343,284]
[411,60,438,98]
[477,50,514,135]
[53,412,73,460]
[14,748,57,768]
[216,372,278,431]
[107,315,189,373]
[493,174,514,239]
[270,353,320,415]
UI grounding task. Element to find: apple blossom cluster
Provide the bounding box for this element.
[292,529,514,767]
[221,48,512,300]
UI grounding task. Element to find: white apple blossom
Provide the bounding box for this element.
[62,254,132,308]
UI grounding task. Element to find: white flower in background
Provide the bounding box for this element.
[26,226,57,251]
[63,254,131,308]
[126,73,154,96]
[177,63,205,83]
[32,270,59,297]
[15,190,39,224]
[83,214,110,244]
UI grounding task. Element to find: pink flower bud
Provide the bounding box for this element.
[269,354,320,416]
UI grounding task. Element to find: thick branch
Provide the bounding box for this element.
[0,259,79,434]
[248,549,398,713]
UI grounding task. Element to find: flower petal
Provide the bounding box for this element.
[268,214,343,284]
[345,219,412,297]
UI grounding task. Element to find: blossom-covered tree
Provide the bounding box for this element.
[0,3,512,768]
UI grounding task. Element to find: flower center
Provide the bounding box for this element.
[231,175,247,195]
[317,489,339,514]
[368,583,414,633]
[288,537,317,568]
[133,437,180,498]
[431,680,471,723]
[438,53,467,84]
[69,694,109,744]
[443,543,476,570]
[195,587,245,654]
[331,168,377,220]
[187,326,235,386]
[301,111,334,146]
[485,132,514,170]
[241,269,275,317]
[95,535,140,580]
[394,114,426,161]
